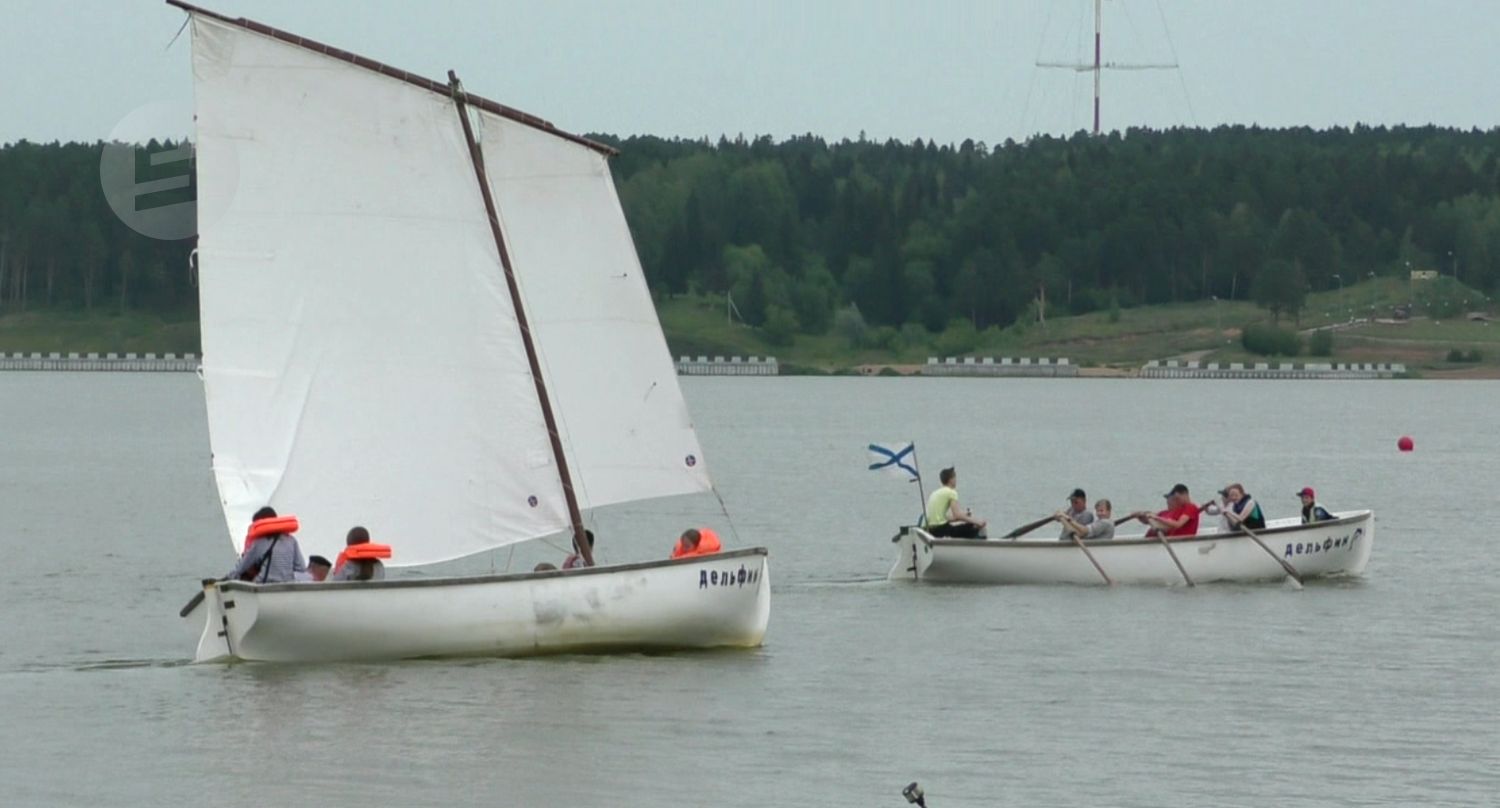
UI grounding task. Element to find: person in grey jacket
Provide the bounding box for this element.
[224,506,307,583]
[1057,499,1116,541]
[330,526,386,582]
[1057,488,1096,539]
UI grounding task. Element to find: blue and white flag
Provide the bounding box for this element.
[868,442,920,481]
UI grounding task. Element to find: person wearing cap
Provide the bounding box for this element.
[1297,487,1333,524]
[295,555,332,582]
[1055,488,1095,540]
[1203,483,1266,532]
[1134,483,1200,537]
[925,467,987,539]
[1057,498,1115,541]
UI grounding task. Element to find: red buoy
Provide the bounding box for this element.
[1398,436,1414,452]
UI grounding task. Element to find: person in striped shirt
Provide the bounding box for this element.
[223,506,307,583]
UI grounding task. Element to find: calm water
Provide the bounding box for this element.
[1,375,1497,807]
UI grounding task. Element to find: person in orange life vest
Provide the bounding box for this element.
[562,530,594,569]
[224,506,307,583]
[331,526,391,582]
[671,527,722,559]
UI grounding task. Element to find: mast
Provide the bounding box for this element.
[1093,0,1102,137]
[448,71,594,568]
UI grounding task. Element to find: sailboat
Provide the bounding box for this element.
[171,1,770,662]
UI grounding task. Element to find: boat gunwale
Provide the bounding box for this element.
[910,510,1372,550]
[215,547,769,595]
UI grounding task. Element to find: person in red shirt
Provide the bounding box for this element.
[1136,483,1200,537]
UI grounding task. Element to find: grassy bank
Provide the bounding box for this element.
[662,277,1499,374]
[2,277,1495,375]
[0,310,200,355]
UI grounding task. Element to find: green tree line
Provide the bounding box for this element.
[0,140,196,313]
[5,126,1500,333]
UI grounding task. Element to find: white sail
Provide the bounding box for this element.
[476,112,713,510]
[189,15,577,565]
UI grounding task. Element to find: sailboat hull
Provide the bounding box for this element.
[187,548,770,663]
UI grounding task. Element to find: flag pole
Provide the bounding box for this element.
[910,442,928,525]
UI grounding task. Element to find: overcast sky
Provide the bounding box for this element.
[3,0,1497,146]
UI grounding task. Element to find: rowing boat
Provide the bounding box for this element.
[889,511,1373,585]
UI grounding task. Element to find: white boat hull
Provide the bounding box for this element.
[890,512,1373,586]
[186,549,770,663]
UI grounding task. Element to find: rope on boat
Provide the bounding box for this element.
[711,485,744,548]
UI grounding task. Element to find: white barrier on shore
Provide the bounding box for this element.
[676,355,779,376]
[0,352,199,372]
[922,356,1079,378]
[1139,359,1405,379]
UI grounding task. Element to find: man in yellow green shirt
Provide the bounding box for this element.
[925,467,987,539]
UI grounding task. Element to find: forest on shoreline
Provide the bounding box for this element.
[3,125,1499,349]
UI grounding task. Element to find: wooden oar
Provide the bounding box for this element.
[1122,511,1194,586]
[178,590,205,618]
[1236,521,1305,588]
[178,578,219,618]
[1128,512,1200,587]
[1003,514,1058,539]
[1068,531,1113,585]
[1154,532,1194,587]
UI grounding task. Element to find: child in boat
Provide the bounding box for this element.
[672,528,722,558]
[331,526,390,581]
[294,555,332,582]
[1297,488,1334,523]
[1057,499,1115,540]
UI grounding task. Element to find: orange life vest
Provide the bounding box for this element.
[243,515,299,551]
[333,542,393,573]
[671,527,722,559]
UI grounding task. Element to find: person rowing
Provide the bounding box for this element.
[1202,483,1266,532]
[1128,483,1200,538]
[1056,498,1115,541]
[1056,488,1095,540]
[925,467,987,539]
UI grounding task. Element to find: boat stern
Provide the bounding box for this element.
[190,582,236,663]
[888,526,932,582]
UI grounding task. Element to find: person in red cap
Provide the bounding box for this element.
[1297,488,1333,524]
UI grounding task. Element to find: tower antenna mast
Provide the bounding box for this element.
[1036,0,1179,136]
